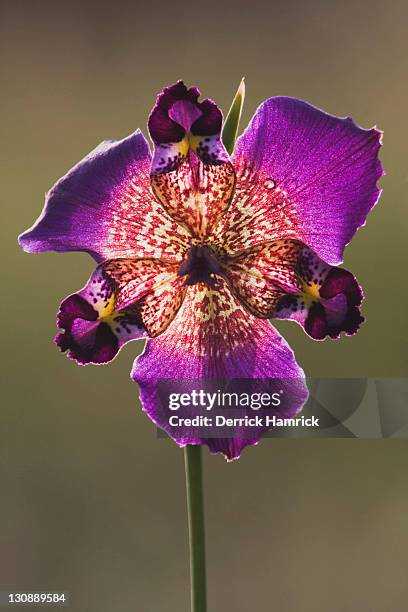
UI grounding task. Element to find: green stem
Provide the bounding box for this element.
[184,445,207,612]
[182,80,245,611]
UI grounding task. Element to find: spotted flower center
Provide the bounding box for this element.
[178,244,225,286]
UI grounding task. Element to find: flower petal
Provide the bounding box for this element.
[19,131,189,262]
[149,82,235,238]
[102,258,179,309]
[148,81,229,173]
[221,239,302,317]
[132,279,307,460]
[216,97,383,264]
[139,277,187,337]
[102,258,187,337]
[274,245,364,340]
[151,157,236,238]
[56,258,185,365]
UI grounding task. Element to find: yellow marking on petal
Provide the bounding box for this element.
[301,280,321,300]
[96,292,117,321]
[188,134,202,151]
[179,137,190,157]
[103,311,121,326]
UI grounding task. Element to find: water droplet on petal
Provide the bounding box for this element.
[263,178,276,189]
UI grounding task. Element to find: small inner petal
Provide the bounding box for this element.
[71,318,100,348]
[274,244,365,340]
[169,100,202,132]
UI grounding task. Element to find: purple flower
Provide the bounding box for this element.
[19,81,383,460]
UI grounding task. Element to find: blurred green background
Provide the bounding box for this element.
[2,0,408,610]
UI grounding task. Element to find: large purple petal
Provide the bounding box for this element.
[216,97,383,264]
[19,130,189,262]
[132,279,308,461]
